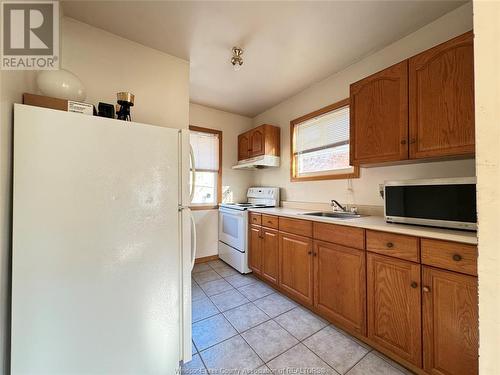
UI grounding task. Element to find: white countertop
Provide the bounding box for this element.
[248,207,478,245]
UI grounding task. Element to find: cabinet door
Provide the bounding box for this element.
[248,225,262,275]
[350,61,409,165]
[249,126,265,157]
[261,228,279,286]
[409,31,475,159]
[238,133,250,160]
[314,241,366,335]
[279,232,313,306]
[422,267,478,375]
[367,253,421,366]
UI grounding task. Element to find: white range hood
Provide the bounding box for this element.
[232,154,280,169]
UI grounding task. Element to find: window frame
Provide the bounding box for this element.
[290,98,360,182]
[189,125,223,210]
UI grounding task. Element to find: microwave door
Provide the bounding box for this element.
[384,181,477,230]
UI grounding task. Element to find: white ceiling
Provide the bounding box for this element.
[62,1,465,117]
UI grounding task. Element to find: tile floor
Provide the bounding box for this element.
[184,259,414,375]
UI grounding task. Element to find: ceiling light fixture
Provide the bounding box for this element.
[231,47,243,71]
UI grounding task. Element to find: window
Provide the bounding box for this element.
[290,99,359,181]
[189,126,222,209]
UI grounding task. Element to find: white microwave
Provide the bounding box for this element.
[383,177,477,231]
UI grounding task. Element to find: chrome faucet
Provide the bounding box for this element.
[330,199,347,213]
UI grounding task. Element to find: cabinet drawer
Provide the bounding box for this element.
[262,214,279,229]
[279,217,313,237]
[366,230,419,262]
[249,212,262,225]
[421,239,477,276]
[313,222,365,250]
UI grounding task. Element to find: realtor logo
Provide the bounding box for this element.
[1,1,59,70]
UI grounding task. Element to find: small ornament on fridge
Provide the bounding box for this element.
[116,92,134,121]
[97,102,115,118]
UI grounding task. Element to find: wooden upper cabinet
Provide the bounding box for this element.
[279,232,314,306]
[261,228,279,286]
[314,240,366,335]
[237,124,280,161]
[350,31,474,166]
[350,61,409,165]
[238,133,250,160]
[409,31,475,159]
[249,127,265,157]
[422,266,478,375]
[249,225,263,275]
[367,253,422,367]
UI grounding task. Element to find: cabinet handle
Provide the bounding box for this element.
[401,139,407,145]
[410,138,416,144]
[423,286,431,293]
[452,254,462,262]
[308,251,312,255]
[313,252,317,257]
[410,281,418,289]
[386,242,394,248]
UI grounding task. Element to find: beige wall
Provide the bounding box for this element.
[252,2,475,207]
[189,103,253,259]
[62,17,189,129]
[473,1,500,372]
[0,17,190,373]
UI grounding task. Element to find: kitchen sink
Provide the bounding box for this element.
[300,211,364,219]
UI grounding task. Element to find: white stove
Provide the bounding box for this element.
[220,187,280,211]
[218,187,279,273]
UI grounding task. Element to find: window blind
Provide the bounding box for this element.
[190,131,219,171]
[294,105,349,155]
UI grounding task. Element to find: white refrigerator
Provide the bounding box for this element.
[11,104,195,374]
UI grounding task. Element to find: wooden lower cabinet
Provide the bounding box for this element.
[367,253,422,367]
[261,228,279,286]
[314,240,366,334]
[279,232,314,306]
[422,267,478,375]
[250,217,479,375]
[248,225,263,275]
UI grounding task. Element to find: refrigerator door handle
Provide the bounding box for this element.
[188,208,197,270]
[189,145,196,203]
[179,205,197,269]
